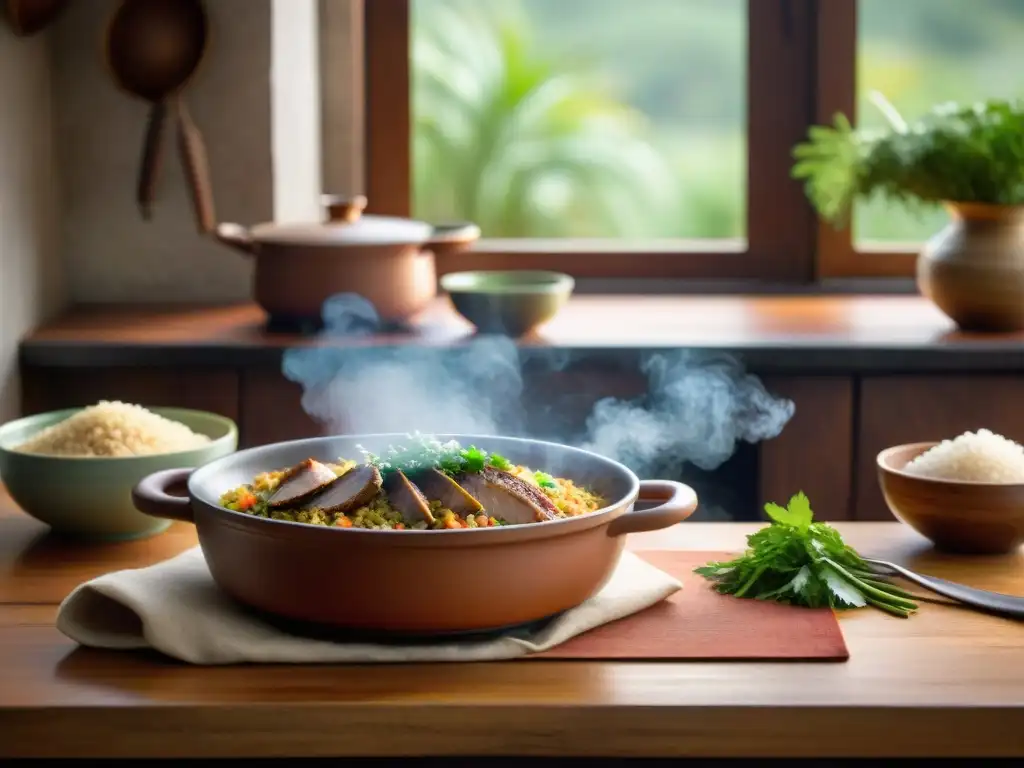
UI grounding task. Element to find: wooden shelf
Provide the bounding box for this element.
[19,294,1024,373]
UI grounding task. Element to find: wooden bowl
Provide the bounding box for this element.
[877,442,1024,555]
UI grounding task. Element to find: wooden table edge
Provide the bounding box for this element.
[1,702,1022,758]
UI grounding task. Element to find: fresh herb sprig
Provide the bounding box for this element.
[533,470,557,489]
[792,95,1024,227]
[359,433,511,477]
[695,492,918,618]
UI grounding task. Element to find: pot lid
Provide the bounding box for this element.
[247,195,434,246]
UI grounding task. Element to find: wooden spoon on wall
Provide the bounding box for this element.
[5,0,69,36]
[105,0,216,232]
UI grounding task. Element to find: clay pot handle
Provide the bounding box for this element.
[607,480,698,537]
[215,222,258,256]
[132,468,196,524]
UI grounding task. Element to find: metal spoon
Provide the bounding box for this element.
[105,0,215,231]
[864,557,1024,620]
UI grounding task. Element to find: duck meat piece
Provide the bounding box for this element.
[304,463,382,513]
[267,458,339,509]
[411,468,484,516]
[384,470,435,525]
[455,467,559,525]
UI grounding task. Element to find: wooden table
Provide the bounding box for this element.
[1,486,1023,759]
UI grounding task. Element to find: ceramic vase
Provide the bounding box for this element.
[917,202,1024,332]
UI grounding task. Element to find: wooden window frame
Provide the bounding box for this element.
[363,0,916,283]
[814,0,916,279]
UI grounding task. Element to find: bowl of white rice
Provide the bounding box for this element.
[877,429,1024,555]
[0,401,237,540]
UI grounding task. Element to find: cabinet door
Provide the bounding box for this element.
[759,376,854,521]
[857,375,1024,520]
[240,371,322,448]
[20,366,239,422]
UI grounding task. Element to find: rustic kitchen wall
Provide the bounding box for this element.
[0,24,64,420]
[49,0,358,305]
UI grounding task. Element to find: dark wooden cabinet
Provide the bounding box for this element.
[239,371,320,447]
[20,366,240,423]
[17,364,856,520]
[20,298,1024,523]
[759,376,853,521]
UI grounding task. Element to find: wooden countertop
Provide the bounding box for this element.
[20,295,1024,372]
[1,487,1023,759]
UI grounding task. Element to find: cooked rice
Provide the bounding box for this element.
[220,459,606,530]
[902,429,1024,483]
[14,401,210,458]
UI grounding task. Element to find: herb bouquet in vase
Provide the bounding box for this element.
[793,95,1024,332]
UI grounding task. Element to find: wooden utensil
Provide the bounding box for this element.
[105,0,215,231]
[4,0,68,36]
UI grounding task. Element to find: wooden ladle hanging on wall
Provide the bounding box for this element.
[4,0,69,36]
[105,0,216,232]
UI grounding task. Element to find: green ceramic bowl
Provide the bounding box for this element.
[0,407,238,541]
[440,270,575,337]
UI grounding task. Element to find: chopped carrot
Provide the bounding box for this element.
[236,493,258,511]
[335,515,353,528]
[394,523,406,530]
[444,516,463,529]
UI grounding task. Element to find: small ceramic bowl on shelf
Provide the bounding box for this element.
[0,407,238,541]
[877,441,1024,555]
[440,270,575,337]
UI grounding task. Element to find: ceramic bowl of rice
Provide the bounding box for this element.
[0,402,237,540]
[877,429,1024,554]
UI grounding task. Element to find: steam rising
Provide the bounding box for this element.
[282,295,795,478]
[582,352,795,478]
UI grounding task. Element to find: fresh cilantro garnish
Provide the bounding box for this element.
[358,434,514,477]
[457,446,488,473]
[488,453,512,471]
[763,490,812,531]
[533,470,557,489]
[694,492,919,618]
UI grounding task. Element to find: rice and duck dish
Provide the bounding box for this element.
[220,436,607,530]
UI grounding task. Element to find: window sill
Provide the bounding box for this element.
[20,294,1024,374]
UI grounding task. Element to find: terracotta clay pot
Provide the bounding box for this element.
[214,195,480,326]
[132,434,698,637]
[917,202,1024,332]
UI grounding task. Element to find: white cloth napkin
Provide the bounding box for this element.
[56,547,682,665]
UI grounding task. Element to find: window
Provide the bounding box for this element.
[856,0,1024,245]
[364,0,1020,283]
[818,0,1024,278]
[411,0,746,242]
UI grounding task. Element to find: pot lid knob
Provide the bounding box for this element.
[321,194,368,224]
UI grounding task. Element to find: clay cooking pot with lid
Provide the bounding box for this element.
[131,433,699,637]
[215,195,481,326]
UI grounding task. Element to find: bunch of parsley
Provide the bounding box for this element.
[792,94,1024,228]
[695,492,918,618]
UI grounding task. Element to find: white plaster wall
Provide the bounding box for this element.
[0,23,64,420]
